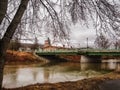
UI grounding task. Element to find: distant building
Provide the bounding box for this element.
[43,38,68,51]
[19,43,43,52]
[43,37,51,48]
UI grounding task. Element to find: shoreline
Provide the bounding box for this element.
[3,72,120,90]
[3,50,120,90]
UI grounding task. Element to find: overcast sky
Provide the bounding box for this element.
[31,22,97,48]
[20,20,97,48]
[69,23,96,48]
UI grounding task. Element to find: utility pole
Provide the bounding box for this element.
[86,37,88,49]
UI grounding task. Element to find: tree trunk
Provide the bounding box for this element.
[0,0,29,89]
[0,0,8,24]
[0,59,4,89]
[0,45,5,89]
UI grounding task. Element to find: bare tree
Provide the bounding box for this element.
[0,0,69,89]
[69,0,120,38]
[113,39,120,49]
[31,37,39,50]
[0,0,29,89]
[0,0,120,89]
[8,37,21,51]
[94,34,111,49]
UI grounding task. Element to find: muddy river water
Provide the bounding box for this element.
[3,59,120,88]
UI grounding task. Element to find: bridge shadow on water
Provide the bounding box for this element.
[39,55,68,67]
[81,55,102,63]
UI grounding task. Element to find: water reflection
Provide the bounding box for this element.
[101,59,120,70]
[3,59,120,88]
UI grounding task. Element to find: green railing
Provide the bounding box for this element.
[35,49,120,56]
[35,49,79,55]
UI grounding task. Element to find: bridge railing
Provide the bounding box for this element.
[35,48,120,53]
[35,49,80,55]
[78,49,120,52]
[35,49,120,56]
[35,49,79,53]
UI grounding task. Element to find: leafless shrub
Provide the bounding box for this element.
[94,33,111,49]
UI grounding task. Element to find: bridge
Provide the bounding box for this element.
[35,49,120,56]
[35,49,120,63]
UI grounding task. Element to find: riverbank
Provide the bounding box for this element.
[4,50,120,90]
[5,50,42,65]
[3,72,120,90]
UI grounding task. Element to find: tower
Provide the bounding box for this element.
[44,37,51,48]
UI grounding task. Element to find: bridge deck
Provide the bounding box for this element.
[35,49,120,56]
[36,50,78,55]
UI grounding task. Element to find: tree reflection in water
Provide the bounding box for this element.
[3,59,120,88]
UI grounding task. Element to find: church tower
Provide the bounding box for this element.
[44,37,51,48]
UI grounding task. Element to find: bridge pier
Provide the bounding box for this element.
[80,55,101,63]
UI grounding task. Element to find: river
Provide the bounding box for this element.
[3,58,120,88]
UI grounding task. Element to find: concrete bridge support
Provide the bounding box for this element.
[80,55,101,63]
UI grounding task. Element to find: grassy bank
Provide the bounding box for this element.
[5,50,41,64]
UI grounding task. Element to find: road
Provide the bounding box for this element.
[99,79,120,90]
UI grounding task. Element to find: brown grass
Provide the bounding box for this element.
[5,50,41,64]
